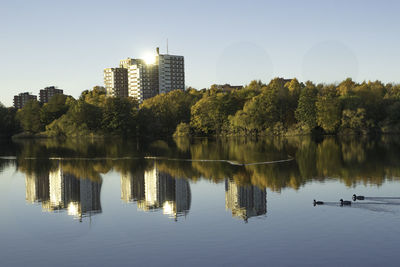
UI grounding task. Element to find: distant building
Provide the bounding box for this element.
[119,58,137,69]
[225,179,266,222]
[212,84,243,92]
[13,92,37,109]
[104,68,129,97]
[39,86,64,104]
[105,47,185,102]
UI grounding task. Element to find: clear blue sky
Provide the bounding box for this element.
[1,0,400,106]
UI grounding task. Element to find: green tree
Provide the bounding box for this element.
[191,93,240,135]
[40,94,70,126]
[337,78,356,96]
[341,108,367,133]
[16,100,43,133]
[0,103,20,136]
[295,81,318,129]
[173,122,191,137]
[316,86,341,133]
[140,90,198,137]
[102,97,138,135]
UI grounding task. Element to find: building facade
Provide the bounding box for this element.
[104,68,129,97]
[128,60,159,102]
[105,48,184,102]
[39,86,64,103]
[13,92,37,109]
[157,53,185,94]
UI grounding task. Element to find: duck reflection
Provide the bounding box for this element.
[24,162,102,220]
[225,179,267,222]
[120,161,191,220]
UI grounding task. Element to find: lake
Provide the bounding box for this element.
[1,136,400,266]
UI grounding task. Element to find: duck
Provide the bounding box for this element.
[340,199,351,206]
[313,199,324,206]
[352,194,365,201]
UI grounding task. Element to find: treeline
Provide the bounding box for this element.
[4,78,400,138]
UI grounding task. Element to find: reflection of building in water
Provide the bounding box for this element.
[225,179,267,222]
[25,173,49,203]
[24,164,102,220]
[121,171,145,203]
[120,162,191,220]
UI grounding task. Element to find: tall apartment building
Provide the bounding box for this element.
[13,92,37,109]
[105,48,185,102]
[104,68,129,97]
[157,51,185,94]
[128,60,160,101]
[39,86,64,103]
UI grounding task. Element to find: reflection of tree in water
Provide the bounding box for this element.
[13,135,400,193]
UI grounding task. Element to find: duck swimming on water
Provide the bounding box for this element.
[340,199,351,206]
[353,194,365,201]
[313,199,324,206]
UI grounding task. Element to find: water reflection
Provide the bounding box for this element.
[121,161,191,220]
[225,179,266,222]
[6,135,400,222]
[24,162,102,221]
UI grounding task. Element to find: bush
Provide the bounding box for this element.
[173,122,191,137]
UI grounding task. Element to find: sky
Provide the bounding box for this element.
[1,0,400,106]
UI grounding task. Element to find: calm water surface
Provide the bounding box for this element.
[1,136,400,266]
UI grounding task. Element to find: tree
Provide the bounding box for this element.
[16,100,43,133]
[40,94,70,126]
[102,97,138,135]
[341,108,367,133]
[245,80,265,91]
[191,92,240,135]
[140,90,198,137]
[316,86,341,133]
[229,84,281,134]
[295,81,318,129]
[173,122,191,137]
[337,78,355,96]
[0,103,20,136]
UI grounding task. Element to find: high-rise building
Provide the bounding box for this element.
[128,60,159,102]
[39,86,64,103]
[13,92,37,109]
[105,48,185,102]
[225,179,267,222]
[157,51,185,94]
[104,68,128,97]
